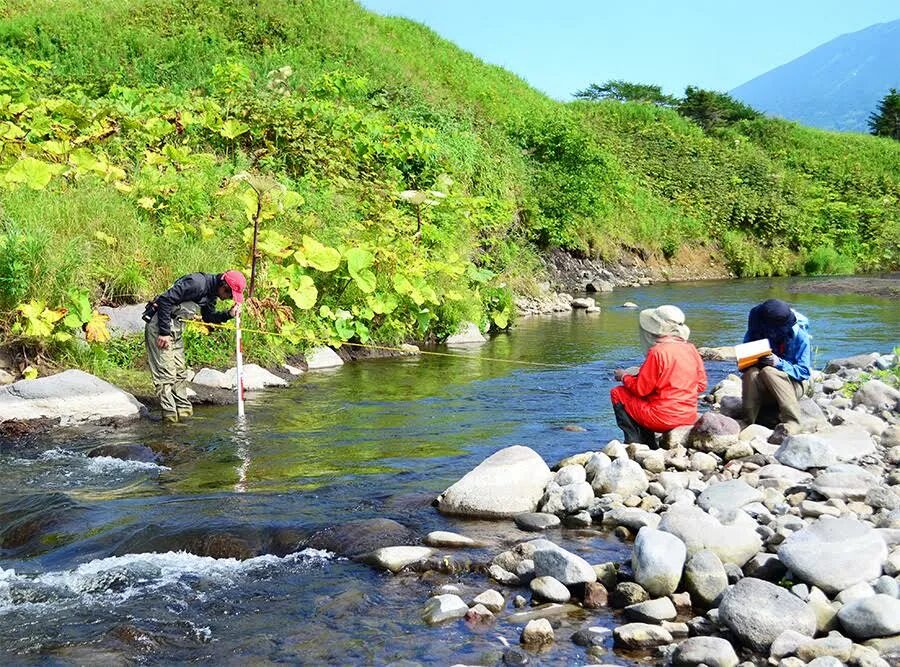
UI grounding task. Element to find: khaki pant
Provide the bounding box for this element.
[145,305,195,419]
[742,365,805,426]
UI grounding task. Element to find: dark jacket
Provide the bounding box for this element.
[145,273,232,336]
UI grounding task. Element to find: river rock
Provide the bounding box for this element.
[672,636,739,667]
[191,368,232,389]
[632,527,686,596]
[613,623,673,648]
[554,464,586,485]
[853,379,900,412]
[514,512,560,531]
[837,594,900,639]
[817,425,877,461]
[437,446,552,518]
[530,576,570,603]
[825,353,879,373]
[757,464,813,487]
[520,618,554,646]
[304,517,415,557]
[774,434,837,470]
[473,589,504,613]
[584,452,612,480]
[98,304,146,337]
[834,409,888,436]
[591,458,649,496]
[304,346,344,369]
[560,482,594,513]
[778,518,888,594]
[423,531,481,548]
[624,596,677,622]
[225,364,289,390]
[811,464,880,501]
[86,444,159,463]
[445,322,486,345]
[698,480,763,516]
[603,507,660,531]
[532,540,596,585]
[684,549,728,608]
[422,594,468,624]
[689,412,741,453]
[0,370,144,425]
[719,578,816,652]
[571,297,595,309]
[658,505,762,566]
[366,546,433,573]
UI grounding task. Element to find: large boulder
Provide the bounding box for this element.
[825,353,879,373]
[98,304,146,338]
[591,458,649,496]
[811,464,880,501]
[719,578,817,652]
[774,434,837,470]
[684,549,728,608]
[688,413,741,454]
[227,365,288,390]
[0,370,143,425]
[632,527,686,597]
[531,540,597,585]
[816,425,876,461]
[778,518,888,594]
[304,518,415,557]
[836,594,900,639]
[658,505,761,566]
[853,379,900,412]
[698,480,763,516]
[304,347,344,369]
[672,636,739,667]
[437,446,552,518]
[445,322,486,345]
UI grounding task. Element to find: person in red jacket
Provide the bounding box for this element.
[610,305,707,446]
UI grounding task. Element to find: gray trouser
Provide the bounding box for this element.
[742,365,805,426]
[144,306,194,416]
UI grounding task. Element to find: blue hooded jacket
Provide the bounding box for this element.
[743,301,811,383]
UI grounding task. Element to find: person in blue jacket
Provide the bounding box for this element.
[741,298,811,427]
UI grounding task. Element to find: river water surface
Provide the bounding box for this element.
[1,277,897,665]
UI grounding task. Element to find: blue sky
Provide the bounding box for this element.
[360,1,900,99]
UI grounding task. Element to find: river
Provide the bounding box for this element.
[0,277,897,665]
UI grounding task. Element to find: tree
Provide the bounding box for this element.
[573,80,678,107]
[868,88,900,141]
[678,86,760,132]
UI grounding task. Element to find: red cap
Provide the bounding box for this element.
[222,270,246,303]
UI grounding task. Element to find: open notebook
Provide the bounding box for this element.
[735,338,772,371]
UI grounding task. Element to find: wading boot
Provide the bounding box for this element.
[177,408,193,420]
[162,411,179,425]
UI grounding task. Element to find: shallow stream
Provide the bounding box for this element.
[1,277,897,665]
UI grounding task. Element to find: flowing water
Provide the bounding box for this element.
[1,277,897,665]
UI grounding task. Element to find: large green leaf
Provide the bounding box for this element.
[345,247,374,274]
[5,157,62,190]
[367,293,398,315]
[220,119,250,140]
[302,236,341,272]
[287,275,317,310]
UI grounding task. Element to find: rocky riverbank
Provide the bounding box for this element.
[358,350,899,666]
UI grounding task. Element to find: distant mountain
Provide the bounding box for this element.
[730,19,900,133]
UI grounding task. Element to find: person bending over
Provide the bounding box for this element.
[741,298,811,427]
[143,271,245,423]
[610,305,707,446]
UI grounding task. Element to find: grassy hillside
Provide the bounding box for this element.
[0,0,897,375]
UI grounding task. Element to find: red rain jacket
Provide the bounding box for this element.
[610,339,707,432]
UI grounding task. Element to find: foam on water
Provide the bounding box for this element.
[0,548,334,614]
[39,447,170,473]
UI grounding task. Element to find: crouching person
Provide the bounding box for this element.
[610,305,707,446]
[741,298,811,427]
[143,271,245,423]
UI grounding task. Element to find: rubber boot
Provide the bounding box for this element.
[162,411,179,424]
[177,407,193,419]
